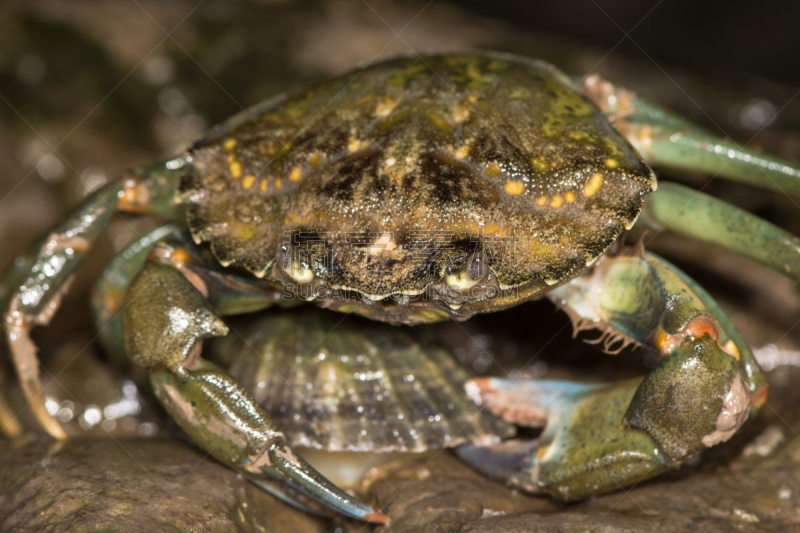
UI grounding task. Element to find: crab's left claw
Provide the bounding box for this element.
[124,261,388,524]
[459,251,766,500]
[457,377,664,499]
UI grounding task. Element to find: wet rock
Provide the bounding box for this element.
[365,438,800,533]
[364,453,556,532]
[0,438,329,533]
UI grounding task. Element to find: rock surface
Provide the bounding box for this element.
[365,422,800,532]
[0,438,330,533]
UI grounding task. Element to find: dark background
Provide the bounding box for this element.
[455,0,800,86]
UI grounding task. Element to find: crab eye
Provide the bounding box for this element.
[277,243,315,283]
[446,252,488,290]
[276,242,293,269]
[285,262,315,284]
[467,251,488,281]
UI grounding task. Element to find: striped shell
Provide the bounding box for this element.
[209,308,514,452]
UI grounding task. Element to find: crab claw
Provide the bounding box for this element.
[122,262,388,523]
[151,363,389,524]
[457,377,608,494]
[457,376,672,500]
[238,429,390,524]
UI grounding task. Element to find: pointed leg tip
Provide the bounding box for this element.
[42,416,68,440]
[363,509,391,524]
[31,398,68,440]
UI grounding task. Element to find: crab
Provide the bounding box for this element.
[3,52,800,523]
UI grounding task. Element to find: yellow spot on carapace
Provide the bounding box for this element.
[260,179,268,192]
[531,156,548,171]
[550,195,563,208]
[508,87,531,99]
[227,154,235,163]
[289,167,302,182]
[375,96,399,117]
[537,196,548,206]
[565,191,576,203]
[348,137,366,153]
[568,131,590,141]
[486,163,502,177]
[524,239,554,258]
[465,61,494,90]
[275,179,282,189]
[584,172,605,197]
[242,175,255,189]
[452,102,470,123]
[308,153,322,166]
[426,112,452,133]
[455,145,470,159]
[224,138,237,150]
[230,161,242,178]
[605,158,619,168]
[505,180,524,195]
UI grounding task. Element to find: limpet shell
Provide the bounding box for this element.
[210,308,514,452]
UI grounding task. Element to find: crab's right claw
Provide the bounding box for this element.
[124,262,388,524]
[150,363,389,523]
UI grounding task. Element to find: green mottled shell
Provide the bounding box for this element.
[181,52,655,324]
[209,309,514,452]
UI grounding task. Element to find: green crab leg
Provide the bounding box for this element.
[2,182,123,439]
[641,181,800,281]
[0,162,185,439]
[91,224,183,366]
[90,225,280,365]
[459,251,766,500]
[581,76,800,194]
[248,477,343,518]
[123,261,388,524]
[0,238,43,438]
